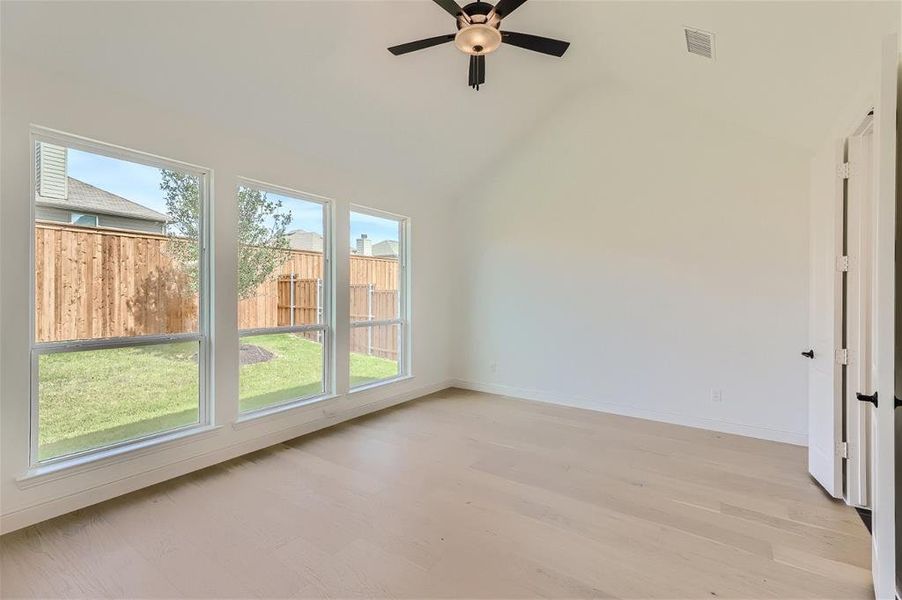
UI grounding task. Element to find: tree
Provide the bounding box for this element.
[235,186,292,299]
[161,171,292,299]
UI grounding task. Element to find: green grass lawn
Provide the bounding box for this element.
[38,335,398,461]
[238,333,325,413]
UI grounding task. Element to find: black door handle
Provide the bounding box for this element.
[896,397,902,409]
[857,392,878,407]
[801,350,814,359]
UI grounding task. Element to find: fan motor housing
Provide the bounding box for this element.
[457,2,502,29]
[460,2,494,19]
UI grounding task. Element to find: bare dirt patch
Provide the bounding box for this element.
[240,343,274,366]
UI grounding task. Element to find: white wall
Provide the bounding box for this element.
[0,56,455,532]
[452,81,811,444]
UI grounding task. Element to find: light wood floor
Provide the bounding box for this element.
[1,389,872,599]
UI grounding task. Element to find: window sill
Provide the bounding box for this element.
[349,374,413,395]
[232,393,340,429]
[17,424,222,489]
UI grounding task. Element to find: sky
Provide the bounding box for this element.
[350,211,399,247]
[67,147,399,243]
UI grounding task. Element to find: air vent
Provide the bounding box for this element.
[684,27,715,60]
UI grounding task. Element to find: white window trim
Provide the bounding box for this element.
[28,126,212,469]
[235,177,335,418]
[18,424,223,488]
[348,204,411,391]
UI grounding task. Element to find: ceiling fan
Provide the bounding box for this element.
[388,0,570,90]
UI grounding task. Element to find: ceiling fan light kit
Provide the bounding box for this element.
[455,23,502,55]
[388,0,570,91]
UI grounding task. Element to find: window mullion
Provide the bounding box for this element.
[238,324,326,337]
[33,332,203,354]
[350,319,403,328]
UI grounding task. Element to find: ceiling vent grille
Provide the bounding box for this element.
[684,28,715,59]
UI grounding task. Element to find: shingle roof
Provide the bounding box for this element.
[35,177,169,223]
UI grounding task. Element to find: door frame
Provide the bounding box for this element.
[868,33,897,600]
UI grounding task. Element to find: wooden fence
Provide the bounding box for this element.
[35,223,400,358]
[237,249,323,330]
[274,279,398,359]
[35,223,197,341]
[349,284,399,359]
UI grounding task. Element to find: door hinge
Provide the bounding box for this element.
[835,348,849,365]
[838,162,851,179]
[837,441,849,459]
[836,256,849,272]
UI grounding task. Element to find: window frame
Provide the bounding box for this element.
[28,126,212,467]
[349,204,410,391]
[235,177,334,417]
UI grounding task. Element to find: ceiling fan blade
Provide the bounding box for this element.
[501,31,570,57]
[432,0,464,18]
[388,33,455,56]
[468,55,486,88]
[492,0,528,18]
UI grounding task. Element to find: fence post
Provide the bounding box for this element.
[367,283,374,356]
[289,272,296,327]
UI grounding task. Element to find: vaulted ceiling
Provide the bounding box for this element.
[3,1,897,202]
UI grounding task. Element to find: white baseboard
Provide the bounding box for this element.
[0,379,453,535]
[451,379,807,446]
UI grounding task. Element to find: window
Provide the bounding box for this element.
[31,133,209,463]
[70,212,98,227]
[349,208,408,388]
[237,181,331,414]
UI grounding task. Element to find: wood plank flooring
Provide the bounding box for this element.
[0,388,872,598]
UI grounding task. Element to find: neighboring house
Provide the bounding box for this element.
[286,229,323,252]
[35,143,169,235]
[372,240,398,258]
[353,234,398,258]
[355,233,372,256]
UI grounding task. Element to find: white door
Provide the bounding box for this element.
[868,33,897,600]
[846,116,875,509]
[807,139,844,499]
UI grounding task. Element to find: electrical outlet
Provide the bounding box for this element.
[711,389,723,402]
